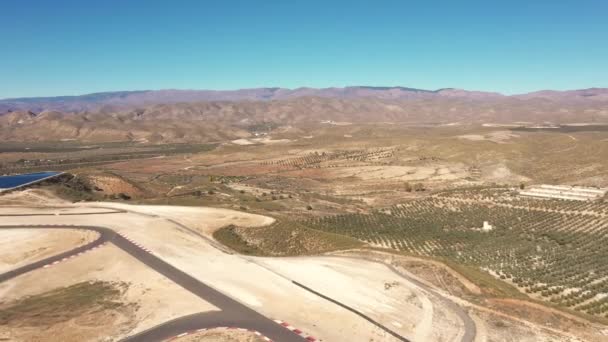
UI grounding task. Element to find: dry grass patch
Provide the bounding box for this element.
[178,328,267,342]
[0,281,130,327]
[214,222,362,256]
[0,281,136,341]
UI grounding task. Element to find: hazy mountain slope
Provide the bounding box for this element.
[1,96,607,143]
[2,86,606,114]
[514,88,608,101]
[0,86,502,113]
[0,91,150,113]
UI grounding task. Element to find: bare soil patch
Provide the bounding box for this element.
[82,172,145,198]
[334,250,482,296]
[0,241,217,341]
[471,310,573,342]
[92,202,275,235]
[214,222,362,256]
[0,188,69,206]
[177,328,267,342]
[0,228,98,273]
[0,281,135,342]
[457,131,519,143]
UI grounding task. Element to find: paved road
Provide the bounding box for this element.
[0,226,110,283]
[0,224,305,342]
[0,208,477,342]
[124,312,283,341]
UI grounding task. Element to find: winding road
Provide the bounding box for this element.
[0,207,477,342]
[0,223,305,342]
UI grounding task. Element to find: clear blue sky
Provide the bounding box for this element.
[1,0,607,98]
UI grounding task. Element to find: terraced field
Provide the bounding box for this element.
[260,148,396,169]
[304,188,608,317]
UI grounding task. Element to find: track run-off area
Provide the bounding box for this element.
[0,205,476,342]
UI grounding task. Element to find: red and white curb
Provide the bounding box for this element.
[42,243,107,268]
[118,232,154,253]
[165,326,272,341]
[274,320,318,341]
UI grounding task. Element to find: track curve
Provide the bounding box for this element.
[0,226,111,283]
[0,208,477,341]
[0,224,305,342]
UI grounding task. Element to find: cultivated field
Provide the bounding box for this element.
[2,123,608,341]
[302,188,608,318]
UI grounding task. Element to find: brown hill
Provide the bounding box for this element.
[514,88,608,101]
[2,86,605,114]
[1,96,607,143]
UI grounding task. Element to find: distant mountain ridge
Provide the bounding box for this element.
[2,94,607,143]
[3,86,605,113]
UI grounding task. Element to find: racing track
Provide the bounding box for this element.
[0,224,305,342]
[0,208,477,342]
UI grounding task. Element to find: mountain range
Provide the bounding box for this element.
[1,87,607,143]
[2,86,608,114]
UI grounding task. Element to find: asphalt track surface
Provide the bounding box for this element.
[0,223,305,342]
[0,226,109,283]
[0,208,477,342]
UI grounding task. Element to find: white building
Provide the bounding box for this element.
[519,184,607,201]
[482,221,493,232]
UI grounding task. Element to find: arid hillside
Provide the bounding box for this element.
[0,87,496,113]
[2,87,608,113]
[1,95,608,143]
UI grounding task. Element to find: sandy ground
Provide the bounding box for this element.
[178,328,266,342]
[0,301,135,342]
[482,123,523,128]
[86,202,276,234]
[0,228,98,273]
[0,204,458,341]
[231,139,256,145]
[254,256,463,341]
[480,163,530,183]
[329,165,434,181]
[231,137,292,146]
[0,205,121,215]
[470,310,578,342]
[333,250,482,296]
[0,242,217,341]
[0,188,69,206]
[326,165,468,182]
[85,174,145,197]
[2,200,603,341]
[457,131,519,143]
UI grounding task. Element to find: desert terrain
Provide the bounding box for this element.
[3,0,607,339]
[2,193,606,342]
[1,118,608,341]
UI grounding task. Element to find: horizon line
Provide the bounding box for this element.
[2,85,607,101]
